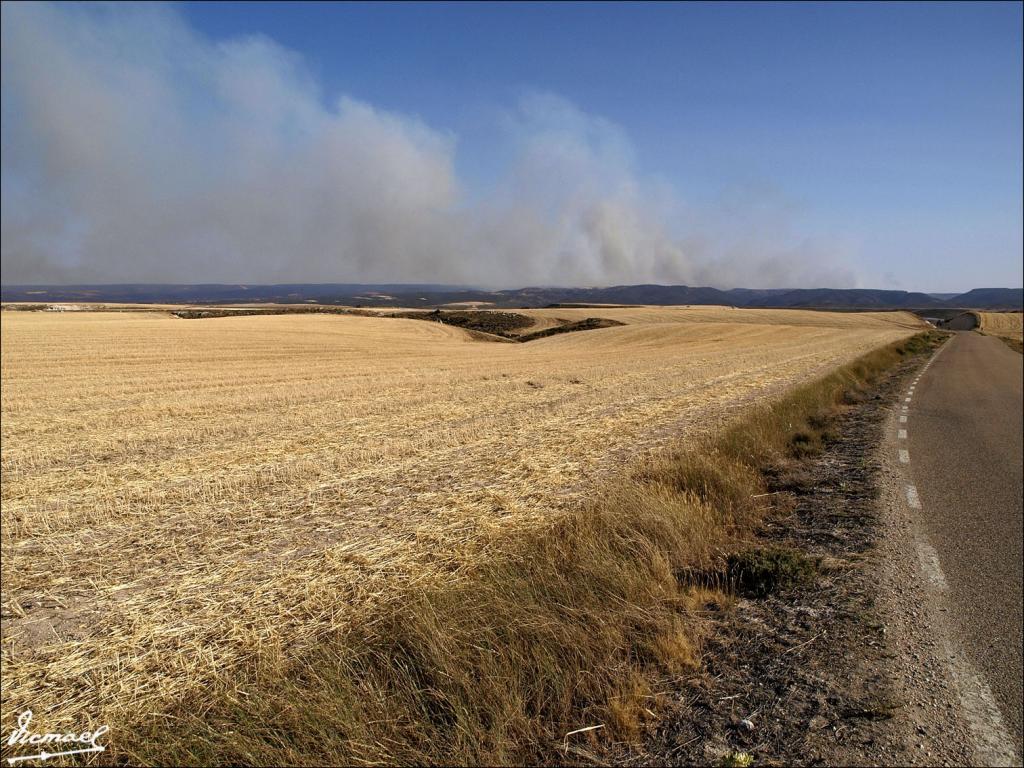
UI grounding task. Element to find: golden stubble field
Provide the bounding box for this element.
[0,306,923,736]
[977,311,1023,342]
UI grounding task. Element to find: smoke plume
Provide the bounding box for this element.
[1,3,857,288]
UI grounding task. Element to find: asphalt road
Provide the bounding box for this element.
[907,331,1023,759]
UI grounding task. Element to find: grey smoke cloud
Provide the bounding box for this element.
[1,3,858,288]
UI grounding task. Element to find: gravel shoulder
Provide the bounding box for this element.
[623,348,983,766]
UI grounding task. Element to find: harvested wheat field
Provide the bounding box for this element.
[977,311,1024,341]
[0,307,923,760]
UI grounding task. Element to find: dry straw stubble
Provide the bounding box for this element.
[0,306,924,763]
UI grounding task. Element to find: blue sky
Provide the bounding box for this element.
[2,2,1021,290]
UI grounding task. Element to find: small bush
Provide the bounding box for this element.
[726,547,819,598]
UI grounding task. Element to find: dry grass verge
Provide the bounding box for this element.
[111,331,946,766]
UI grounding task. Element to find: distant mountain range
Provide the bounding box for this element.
[2,283,1021,310]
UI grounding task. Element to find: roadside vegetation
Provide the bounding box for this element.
[118,329,945,766]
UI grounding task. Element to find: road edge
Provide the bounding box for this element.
[878,338,1021,767]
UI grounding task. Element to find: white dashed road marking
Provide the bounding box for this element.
[949,654,1020,767]
[898,429,907,439]
[899,449,910,463]
[916,536,947,591]
[908,340,1019,765]
[905,397,912,403]
[906,485,922,509]
[899,415,907,423]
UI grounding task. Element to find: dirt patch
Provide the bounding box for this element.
[619,357,973,766]
[1,597,105,653]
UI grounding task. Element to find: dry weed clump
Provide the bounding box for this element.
[0,308,927,764]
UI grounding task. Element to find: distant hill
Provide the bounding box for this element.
[741,288,942,309]
[2,283,1021,310]
[0,283,463,305]
[501,284,738,306]
[945,288,1023,310]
